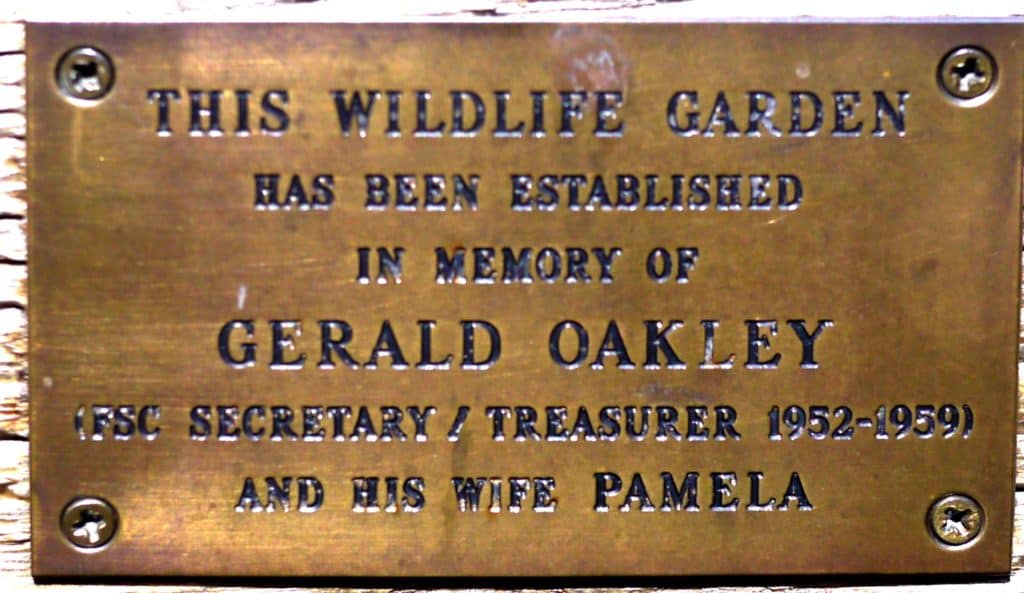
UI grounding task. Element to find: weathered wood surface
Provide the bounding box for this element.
[3,1,1024,590]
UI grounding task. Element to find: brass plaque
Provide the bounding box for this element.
[27,23,1022,578]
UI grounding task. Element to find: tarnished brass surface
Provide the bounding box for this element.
[27,23,1022,578]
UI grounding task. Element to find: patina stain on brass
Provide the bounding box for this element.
[27,23,1022,577]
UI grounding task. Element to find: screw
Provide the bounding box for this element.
[60,496,118,551]
[55,46,114,102]
[938,46,996,104]
[927,493,984,548]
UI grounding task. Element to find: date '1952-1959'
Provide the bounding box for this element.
[767,404,973,441]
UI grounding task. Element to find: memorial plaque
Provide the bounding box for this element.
[27,22,1022,578]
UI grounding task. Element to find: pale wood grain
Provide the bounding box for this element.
[0,20,25,452]
[2,2,1024,590]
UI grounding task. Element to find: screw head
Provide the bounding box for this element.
[60,496,118,551]
[927,493,984,548]
[55,46,115,102]
[938,46,996,105]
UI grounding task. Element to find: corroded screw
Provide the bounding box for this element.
[60,496,118,551]
[927,493,984,548]
[938,46,996,104]
[55,46,115,101]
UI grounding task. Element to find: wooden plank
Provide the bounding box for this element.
[0,24,25,446]
[4,1,1024,589]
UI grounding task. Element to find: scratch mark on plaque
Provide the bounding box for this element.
[763,216,782,226]
[551,26,630,104]
[236,285,247,310]
[638,383,712,403]
[761,210,790,225]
